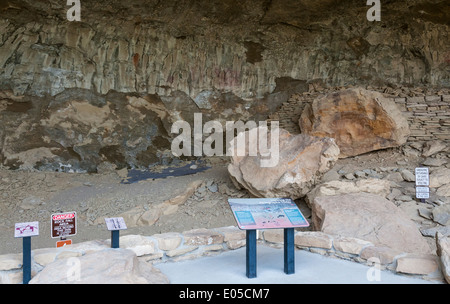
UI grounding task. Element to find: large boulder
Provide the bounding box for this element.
[299,88,410,158]
[436,232,450,284]
[227,127,340,199]
[430,168,450,188]
[29,248,169,284]
[311,192,432,254]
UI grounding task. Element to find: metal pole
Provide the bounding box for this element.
[246,230,257,278]
[284,228,295,274]
[111,230,120,248]
[22,236,31,284]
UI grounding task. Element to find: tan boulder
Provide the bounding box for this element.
[227,127,340,199]
[311,192,432,255]
[299,88,410,158]
[29,248,169,284]
[429,168,450,188]
[436,232,450,284]
[396,254,439,275]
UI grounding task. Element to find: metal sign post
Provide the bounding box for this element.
[246,230,257,279]
[105,217,127,248]
[284,228,295,275]
[14,221,39,284]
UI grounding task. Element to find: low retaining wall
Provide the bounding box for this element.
[0,226,445,284]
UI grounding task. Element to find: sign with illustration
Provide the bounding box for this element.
[14,222,39,238]
[228,198,309,230]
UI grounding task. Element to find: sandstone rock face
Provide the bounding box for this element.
[311,192,432,254]
[1,1,448,98]
[299,88,410,158]
[228,127,340,199]
[29,248,169,284]
[1,1,449,171]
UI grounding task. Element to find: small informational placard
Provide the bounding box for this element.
[105,217,127,231]
[15,222,39,238]
[416,186,430,199]
[228,198,309,230]
[51,212,77,238]
[415,167,429,186]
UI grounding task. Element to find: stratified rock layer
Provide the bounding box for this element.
[0,0,449,170]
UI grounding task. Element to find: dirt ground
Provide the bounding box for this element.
[0,146,444,255]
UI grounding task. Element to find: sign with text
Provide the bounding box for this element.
[51,212,77,238]
[415,167,429,186]
[105,217,127,231]
[416,186,430,199]
[15,222,39,238]
[228,198,309,230]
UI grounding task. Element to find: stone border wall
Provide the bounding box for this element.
[0,226,445,284]
[269,87,450,143]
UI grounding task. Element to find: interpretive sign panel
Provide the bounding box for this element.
[15,222,39,238]
[51,212,77,238]
[415,167,429,186]
[228,198,309,230]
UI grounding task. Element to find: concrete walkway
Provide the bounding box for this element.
[155,245,438,284]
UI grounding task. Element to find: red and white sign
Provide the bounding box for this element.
[56,239,72,248]
[52,213,76,221]
[51,212,77,239]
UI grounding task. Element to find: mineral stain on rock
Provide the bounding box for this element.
[244,41,265,64]
[299,88,410,158]
[5,100,32,112]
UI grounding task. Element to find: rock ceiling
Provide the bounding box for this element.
[0,0,448,171]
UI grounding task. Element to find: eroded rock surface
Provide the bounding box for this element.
[299,88,410,158]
